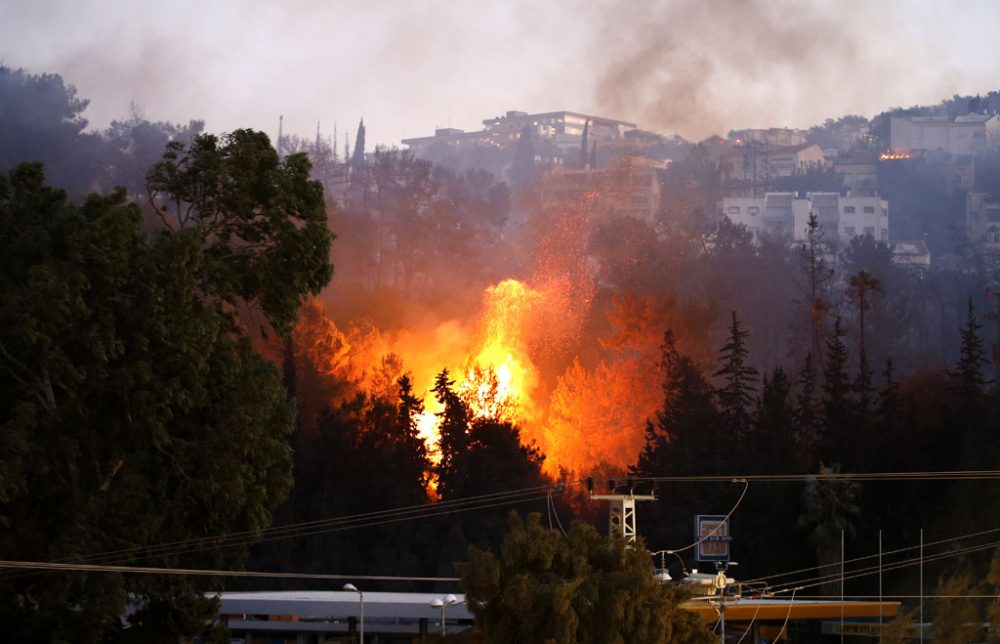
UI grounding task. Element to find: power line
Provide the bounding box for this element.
[2,483,578,578]
[766,538,1000,596]
[0,560,459,583]
[631,470,1000,483]
[741,526,1000,586]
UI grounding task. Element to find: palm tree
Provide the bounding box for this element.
[798,465,862,595]
[846,270,882,359]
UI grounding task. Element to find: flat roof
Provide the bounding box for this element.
[684,598,899,622]
[216,590,472,621]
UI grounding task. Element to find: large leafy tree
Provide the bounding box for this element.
[458,513,713,644]
[0,66,106,196]
[0,141,332,642]
[146,128,333,336]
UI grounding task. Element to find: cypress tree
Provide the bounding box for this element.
[579,119,590,169]
[510,125,536,190]
[351,118,366,168]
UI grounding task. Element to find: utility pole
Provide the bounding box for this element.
[588,479,655,543]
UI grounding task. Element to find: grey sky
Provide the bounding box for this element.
[1,0,997,147]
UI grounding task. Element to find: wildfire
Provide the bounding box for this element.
[880,151,911,160]
[301,275,662,482]
[407,279,542,463]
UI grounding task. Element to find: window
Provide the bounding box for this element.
[748,206,760,215]
[727,206,740,215]
[881,228,888,241]
[863,206,875,214]
[864,226,875,237]
[844,226,856,237]
[843,206,856,214]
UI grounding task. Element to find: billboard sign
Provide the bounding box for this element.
[695,515,732,562]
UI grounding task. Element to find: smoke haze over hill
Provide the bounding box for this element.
[1,0,997,144]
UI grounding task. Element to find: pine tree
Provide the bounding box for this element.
[714,311,758,441]
[851,354,875,471]
[636,331,720,476]
[755,367,794,473]
[794,353,822,471]
[950,296,989,399]
[821,317,852,466]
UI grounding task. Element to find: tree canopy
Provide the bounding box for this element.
[458,513,713,644]
[0,134,332,641]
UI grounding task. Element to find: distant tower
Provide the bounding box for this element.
[333,119,339,162]
[277,115,284,158]
[315,121,322,155]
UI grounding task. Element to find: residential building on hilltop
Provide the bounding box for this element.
[538,157,663,222]
[730,127,808,147]
[720,143,826,197]
[889,113,1000,156]
[967,192,1000,277]
[721,192,888,246]
[402,110,637,157]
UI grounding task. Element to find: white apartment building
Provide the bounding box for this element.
[402,110,637,156]
[721,192,888,245]
[967,192,1000,250]
[889,113,1000,156]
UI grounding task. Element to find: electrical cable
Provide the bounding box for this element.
[630,469,1000,483]
[40,483,576,568]
[549,490,568,537]
[766,537,1000,596]
[0,559,459,582]
[734,598,763,644]
[741,525,1000,587]
[776,587,798,643]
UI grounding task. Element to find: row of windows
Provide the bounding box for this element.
[842,226,888,240]
[726,204,885,217]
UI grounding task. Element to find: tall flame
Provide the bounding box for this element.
[416,279,542,459]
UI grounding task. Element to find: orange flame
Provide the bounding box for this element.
[414,279,542,459]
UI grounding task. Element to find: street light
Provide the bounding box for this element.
[430,593,459,636]
[343,583,364,644]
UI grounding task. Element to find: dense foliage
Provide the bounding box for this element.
[458,513,713,644]
[0,123,331,642]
